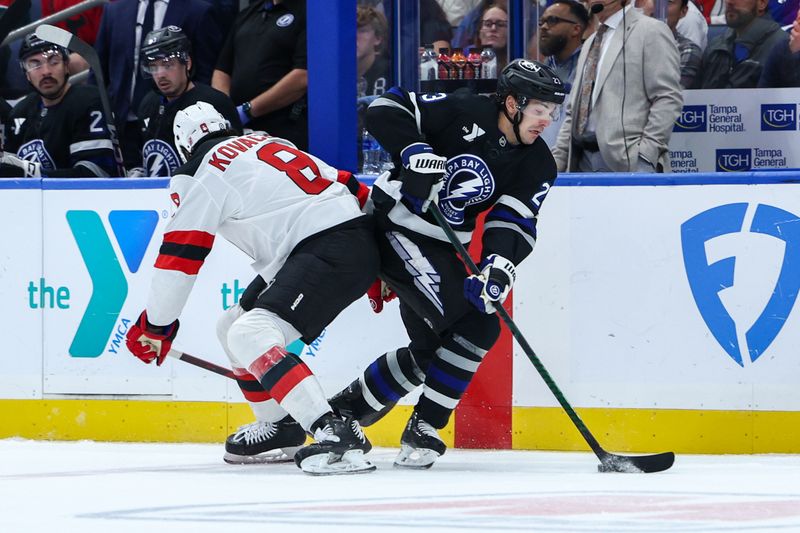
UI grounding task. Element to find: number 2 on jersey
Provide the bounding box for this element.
[257,142,332,195]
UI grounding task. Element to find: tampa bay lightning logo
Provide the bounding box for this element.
[681,203,800,367]
[18,139,56,171]
[439,155,495,225]
[143,139,180,177]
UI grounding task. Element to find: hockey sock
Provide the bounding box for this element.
[416,334,488,429]
[252,346,331,432]
[357,348,427,416]
[232,367,290,423]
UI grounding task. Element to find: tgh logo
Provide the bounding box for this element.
[681,203,800,366]
[67,210,159,357]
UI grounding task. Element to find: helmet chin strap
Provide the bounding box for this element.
[502,107,525,145]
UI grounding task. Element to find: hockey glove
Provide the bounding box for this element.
[366,278,397,313]
[463,254,516,314]
[126,311,180,366]
[0,152,42,178]
[399,143,446,214]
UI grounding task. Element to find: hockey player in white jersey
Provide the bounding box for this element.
[125,102,379,475]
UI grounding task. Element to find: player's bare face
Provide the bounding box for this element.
[23,51,68,101]
[148,57,190,100]
[517,101,556,144]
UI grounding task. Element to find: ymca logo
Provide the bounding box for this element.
[66,210,160,357]
[760,104,796,131]
[716,149,751,172]
[673,105,707,133]
[681,203,800,367]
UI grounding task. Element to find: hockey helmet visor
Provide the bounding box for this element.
[140,26,192,78]
[19,34,68,72]
[496,59,566,109]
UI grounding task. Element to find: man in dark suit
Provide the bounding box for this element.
[94,0,223,170]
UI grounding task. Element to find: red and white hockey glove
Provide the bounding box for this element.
[463,254,516,314]
[367,278,397,313]
[125,311,180,366]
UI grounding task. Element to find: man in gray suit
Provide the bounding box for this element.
[552,0,683,172]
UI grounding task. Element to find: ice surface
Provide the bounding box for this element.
[1,439,799,532]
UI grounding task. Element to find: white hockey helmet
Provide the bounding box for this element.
[173,101,228,163]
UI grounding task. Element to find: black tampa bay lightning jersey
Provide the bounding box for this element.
[6,85,117,177]
[137,83,242,177]
[366,88,557,266]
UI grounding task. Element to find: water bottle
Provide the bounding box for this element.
[420,44,437,81]
[437,47,451,80]
[481,46,497,79]
[361,128,382,174]
[467,47,482,79]
[450,47,467,80]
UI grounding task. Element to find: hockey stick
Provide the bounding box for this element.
[34,24,126,176]
[167,348,237,380]
[429,203,675,473]
[0,0,31,46]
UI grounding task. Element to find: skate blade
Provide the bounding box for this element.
[223,446,302,465]
[299,450,376,476]
[393,444,440,469]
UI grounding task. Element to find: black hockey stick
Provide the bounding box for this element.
[34,24,126,176]
[429,203,674,473]
[0,0,31,45]
[167,348,237,380]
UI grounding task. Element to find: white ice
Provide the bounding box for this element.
[1,439,799,532]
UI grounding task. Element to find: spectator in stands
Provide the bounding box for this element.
[475,2,509,71]
[95,0,222,170]
[422,0,453,51]
[552,0,682,172]
[452,0,501,48]
[135,26,241,177]
[676,0,708,51]
[1,34,118,178]
[213,0,309,150]
[357,5,390,98]
[538,0,588,147]
[695,0,788,88]
[668,0,704,88]
[758,8,800,86]
[436,0,481,27]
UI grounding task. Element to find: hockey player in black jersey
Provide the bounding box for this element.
[330,59,566,469]
[0,34,118,178]
[134,26,242,177]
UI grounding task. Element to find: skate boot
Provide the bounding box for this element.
[294,414,376,476]
[223,415,306,464]
[329,378,396,427]
[394,411,447,469]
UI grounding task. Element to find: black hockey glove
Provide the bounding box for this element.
[399,142,446,214]
[464,254,516,314]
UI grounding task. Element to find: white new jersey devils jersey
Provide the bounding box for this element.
[146,133,364,326]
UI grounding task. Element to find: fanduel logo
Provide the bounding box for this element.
[681,203,800,367]
[716,149,751,172]
[67,210,159,357]
[673,105,707,132]
[760,104,796,131]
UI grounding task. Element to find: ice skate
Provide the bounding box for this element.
[294,415,376,475]
[328,378,396,427]
[394,411,446,469]
[223,416,306,464]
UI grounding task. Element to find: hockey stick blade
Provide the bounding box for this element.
[428,203,675,474]
[34,24,126,176]
[598,451,675,474]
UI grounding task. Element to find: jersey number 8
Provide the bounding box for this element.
[257,142,332,195]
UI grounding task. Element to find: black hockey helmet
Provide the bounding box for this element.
[140,25,193,76]
[18,33,68,64]
[495,59,565,108]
